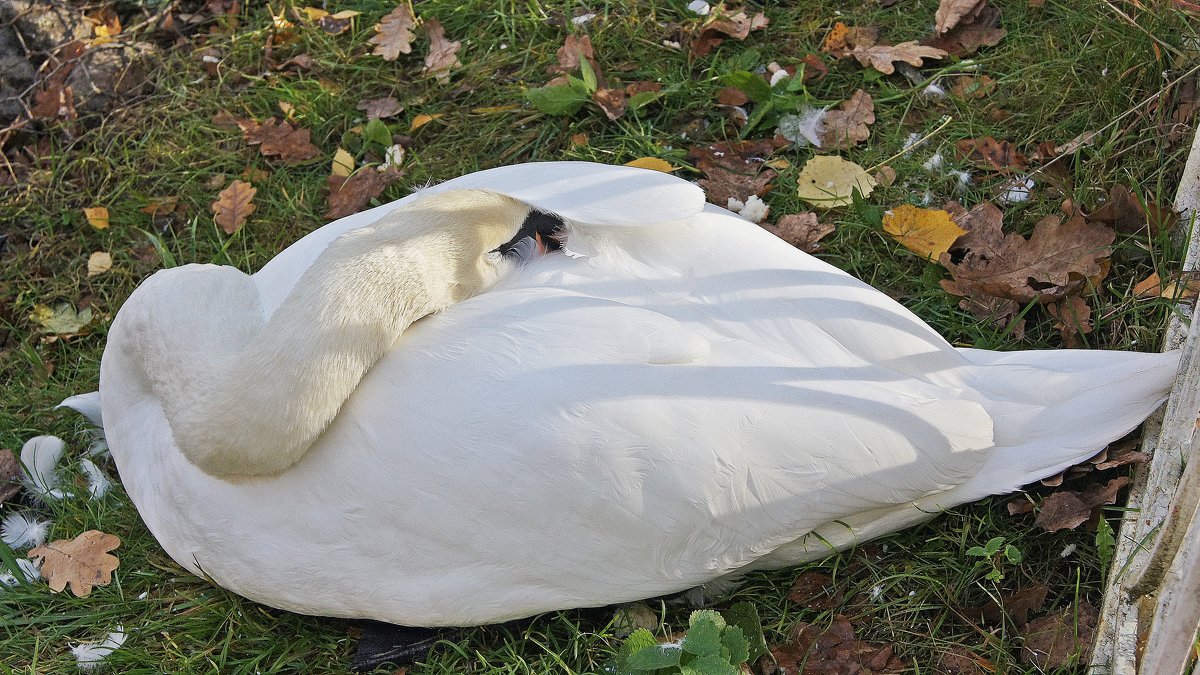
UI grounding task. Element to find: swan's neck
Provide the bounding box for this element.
[148,191,531,478]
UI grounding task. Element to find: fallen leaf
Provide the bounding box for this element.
[30,303,93,337]
[1134,272,1200,300]
[86,252,113,277]
[851,42,947,75]
[211,180,257,234]
[139,196,181,219]
[939,209,1114,306]
[592,88,627,120]
[955,136,1026,172]
[370,5,417,61]
[938,646,995,674]
[884,205,967,259]
[759,615,905,675]
[1088,184,1176,235]
[820,22,880,53]
[28,530,121,597]
[688,138,788,207]
[237,118,321,163]
[357,96,404,120]
[1047,295,1092,346]
[318,13,354,35]
[692,8,769,56]
[88,7,122,39]
[763,213,835,253]
[30,83,76,120]
[874,165,897,186]
[796,155,878,209]
[326,166,404,220]
[717,87,749,106]
[83,207,110,230]
[331,148,355,177]
[1020,603,1097,669]
[410,113,443,131]
[548,34,602,84]
[0,448,22,504]
[924,3,1007,56]
[951,75,996,99]
[936,0,985,34]
[240,166,269,184]
[786,571,843,610]
[975,583,1048,625]
[1034,477,1130,532]
[624,157,676,172]
[820,89,875,149]
[421,19,462,83]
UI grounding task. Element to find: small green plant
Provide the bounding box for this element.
[1096,514,1116,575]
[525,58,665,117]
[718,64,813,138]
[613,604,768,675]
[967,535,1023,581]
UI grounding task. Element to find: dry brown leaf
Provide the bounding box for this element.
[140,196,181,219]
[370,5,417,61]
[786,571,843,611]
[763,213,836,253]
[692,8,769,56]
[954,136,1026,172]
[717,86,749,106]
[28,530,121,597]
[548,35,602,84]
[885,205,966,259]
[759,615,906,675]
[688,138,788,207]
[1020,603,1098,669]
[1034,476,1130,532]
[1047,295,1092,347]
[592,88,627,121]
[950,75,996,99]
[940,210,1115,306]
[211,180,257,234]
[819,89,875,149]
[1088,184,1177,235]
[937,646,996,674]
[421,19,462,83]
[326,166,404,220]
[975,584,1049,626]
[410,113,443,131]
[936,0,986,34]
[820,23,879,54]
[357,96,404,120]
[0,448,22,504]
[237,118,321,163]
[30,83,76,120]
[850,42,947,74]
[874,165,897,186]
[924,3,1007,56]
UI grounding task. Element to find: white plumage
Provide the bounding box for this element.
[63,161,1178,626]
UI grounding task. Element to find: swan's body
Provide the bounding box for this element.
[68,162,1179,626]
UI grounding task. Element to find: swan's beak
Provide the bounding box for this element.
[534,231,549,256]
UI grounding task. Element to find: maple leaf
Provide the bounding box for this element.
[421,19,462,83]
[357,96,404,120]
[819,89,875,149]
[370,5,417,61]
[762,213,836,253]
[939,210,1115,306]
[1034,477,1130,532]
[687,138,787,207]
[326,166,404,220]
[211,180,257,234]
[28,530,120,597]
[954,136,1026,172]
[935,0,986,34]
[237,118,320,163]
[1020,603,1098,669]
[850,42,947,74]
[883,205,967,259]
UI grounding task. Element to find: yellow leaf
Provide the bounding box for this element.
[278,101,295,119]
[29,303,93,336]
[410,113,444,131]
[882,204,966,259]
[302,7,330,20]
[765,158,791,170]
[87,251,113,277]
[470,104,520,114]
[795,156,877,209]
[83,206,109,230]
[330,10,361,19]
[624,157,677,173]
[331,147,355,177]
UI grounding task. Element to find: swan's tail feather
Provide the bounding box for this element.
[957,348,1180,497]
[59,392,104,429]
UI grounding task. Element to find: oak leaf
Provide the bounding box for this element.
[1034,477,1130,532]
[820,22,879,54]
[1047,295,1092,347]
[692,8,768,56]
[883,205,966,259]
[357,96,404,120]
[326,166,404,220]
[762,213,835,253]
[936,0,986,34]
[28,530,121,597]
[237,118,320,163]
[819,89,875,149]
[370,5,417,61]
[1020,603,1098,669]
[955,136,1025,172]
[851,42,947,74]
[925,3,1006,56]
[421,19,461,83]
[211,180,257,234]
[688,138,788,207]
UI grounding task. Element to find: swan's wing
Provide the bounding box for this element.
[252,162,704,316]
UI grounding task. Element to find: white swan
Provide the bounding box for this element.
[63,161,1179,627]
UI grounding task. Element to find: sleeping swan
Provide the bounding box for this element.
[63,161,1179,627]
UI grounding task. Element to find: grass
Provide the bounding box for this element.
[1,0,1197,672]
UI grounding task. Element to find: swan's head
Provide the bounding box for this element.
[398,189,564,301]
